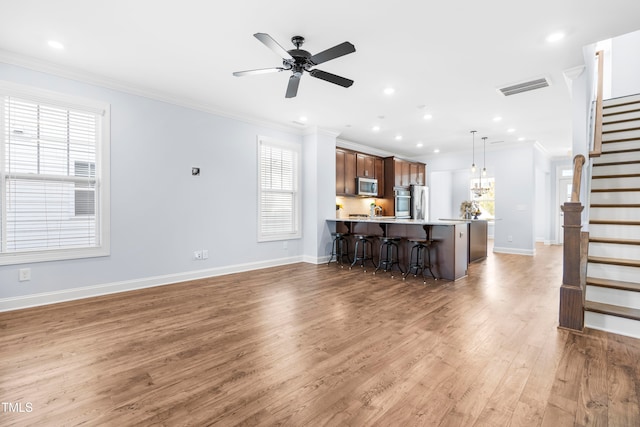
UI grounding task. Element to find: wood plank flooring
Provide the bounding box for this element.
[1,243,639,426]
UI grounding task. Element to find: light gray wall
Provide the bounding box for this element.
[0,62,338,303]
[611,29,640,98]
[420,142,542,255]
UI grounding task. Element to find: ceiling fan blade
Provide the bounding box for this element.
[254,33,293,60]
[285,75,301,98]
[309,69,354,88]
[309,41,355,65]
[233,67,286,77]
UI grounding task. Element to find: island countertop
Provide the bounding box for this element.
[327,217,467,226]
[327,217,469,280]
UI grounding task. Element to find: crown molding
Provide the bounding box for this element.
[0,49,304,136]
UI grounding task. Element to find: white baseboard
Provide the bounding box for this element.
[0,256,304,313]
[492,246,536,256]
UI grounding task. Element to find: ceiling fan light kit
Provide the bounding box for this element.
[233,33,356,98]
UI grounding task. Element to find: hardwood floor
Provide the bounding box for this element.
[1,243,639,426]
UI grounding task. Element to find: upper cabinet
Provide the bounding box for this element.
[336,148,357,196]
[336,148,384,197]
[384,157,427,194]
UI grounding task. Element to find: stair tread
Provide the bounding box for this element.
[586,277,640,292]
[592,173,640,179]
[599,146,640,153]
[592,160,640,167]
[601,137,640,144]
[589,237,640,245]
[591,187,640,192]
[590,220,640,227]
[591,203,640,208]
[584,301,640,321]
[603,117,640,125]
[602,126,640,134]
[588,256,640,267]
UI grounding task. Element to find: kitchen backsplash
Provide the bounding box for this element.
[336,196,388,218]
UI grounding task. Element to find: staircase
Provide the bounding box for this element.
[586,93,640,339]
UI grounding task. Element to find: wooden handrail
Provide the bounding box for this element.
[571,154,586,202]
[590,50,604,158]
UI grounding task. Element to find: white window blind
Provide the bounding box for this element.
[0,83,110,264]
[257,137,301,241]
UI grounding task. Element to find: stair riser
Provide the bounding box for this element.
[601,139,640,152]
[584,311,640,339]
[591,176,640,189]
[592,163,640,176]
[602,129,640,142]
[590,191,640,204]
[602,118,640,133]
[587,262,640,284]
[592,151,640,164]
[603,112,640,125]
[590,207,640,221]
[588,241,640,259]
[589,223,640,240]
[586,285,640,310]
[602,95,640,108]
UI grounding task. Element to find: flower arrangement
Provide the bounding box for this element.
[336,203,344,211]
[460,200,480,219]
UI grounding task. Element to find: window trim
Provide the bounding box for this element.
[256,136,301,242]
[0,81,110,266]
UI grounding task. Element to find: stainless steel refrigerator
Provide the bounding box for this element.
[411,185,429,221]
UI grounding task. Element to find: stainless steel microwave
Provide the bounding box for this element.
[356,177,378,196]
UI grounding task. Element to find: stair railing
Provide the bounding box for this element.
[590,50,604,158]
[559,154,586,331]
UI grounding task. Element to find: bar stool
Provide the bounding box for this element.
[374,236,404,277]
[328,232,351,267]
[403,238,438,283]
[350,234,377,272]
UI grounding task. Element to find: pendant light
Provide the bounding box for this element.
[470,130,477,173]
[482,136,487,177]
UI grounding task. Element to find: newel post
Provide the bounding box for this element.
[559,154,586,331]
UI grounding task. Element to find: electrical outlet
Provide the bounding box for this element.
[282,241,288,250]
[194,250,202,260]
[202,249,209,259]
[19,268,31,282]
[507,235,513,242]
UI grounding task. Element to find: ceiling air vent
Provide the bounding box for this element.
[498,77,550,96]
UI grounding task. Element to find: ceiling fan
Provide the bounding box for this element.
[233,33,356,98]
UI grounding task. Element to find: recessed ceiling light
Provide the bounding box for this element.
[507,128,515,133]
[423,114,433,120]
[395,135,402,141]
[47,40,64,50]
[383,87,395,95]
[546,32,565,43]
[416,142,423,148]
[493,116,502,122]
[518,137,525,141]
[372,125,381,132]
[433,148,440,153]
[299,116,308,122]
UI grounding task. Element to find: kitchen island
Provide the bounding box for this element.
[327,217,468,281]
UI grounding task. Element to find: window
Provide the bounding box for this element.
[0,81,110,265]
[257,137,301,241]
[74,161,96,216]
[470,177,495,219]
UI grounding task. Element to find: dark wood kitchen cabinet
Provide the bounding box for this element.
[384,157,427,194]
[336,148,357,195]
[356,153,375,178]
[336,149,384,197]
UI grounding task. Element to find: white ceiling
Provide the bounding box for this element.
[1,1,639,158]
